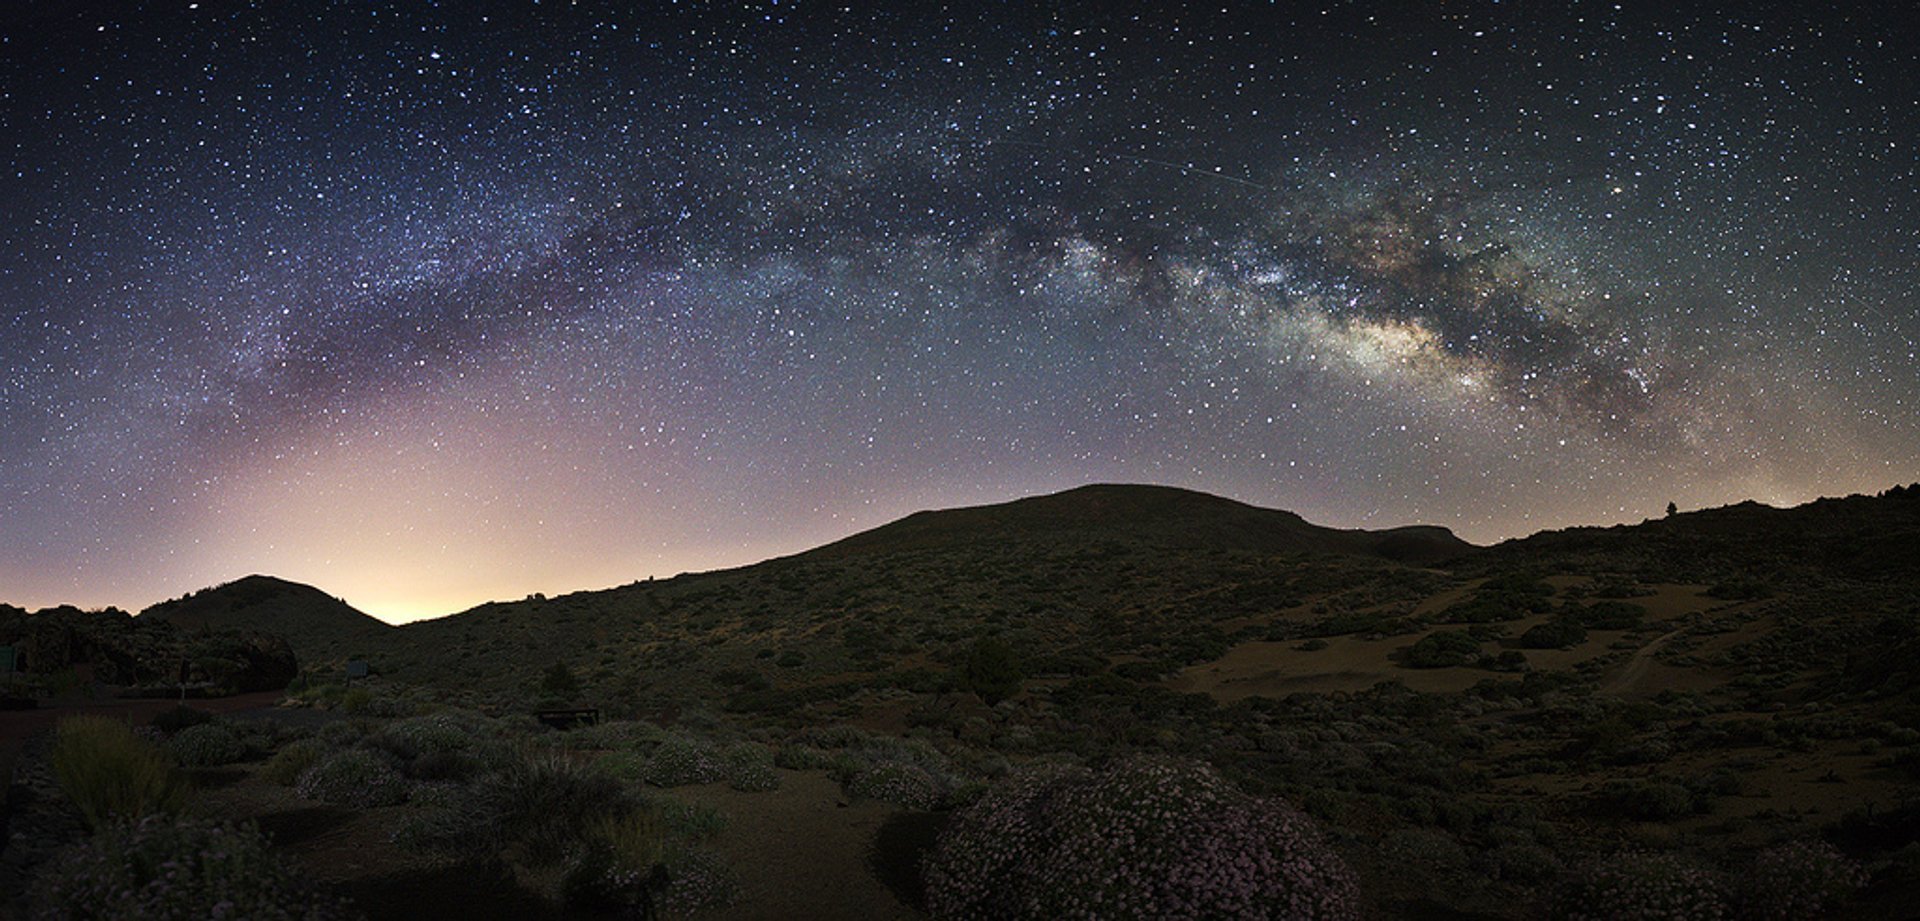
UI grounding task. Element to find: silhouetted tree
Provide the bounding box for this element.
[963,637,1023,705]
[540,660,579,699]
[1666,501,1678,517]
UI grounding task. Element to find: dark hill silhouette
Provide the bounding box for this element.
[804,484,1474,565]
[1477,484,1920,584]
[139,575,391,664]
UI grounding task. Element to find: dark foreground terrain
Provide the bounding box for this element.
[6,483,1920,918]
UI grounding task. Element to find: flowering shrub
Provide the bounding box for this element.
[1554,852,1731,920]
[721,742,781,792]
[924,757,1359,920]
[295,749,409,807]
[261,739,326,786]
[30,816,358,920]
[660,847,737,915]
[367,714,474,760]
[561,810,670,913]
[51,716,190,830]
[167,721,247,767]
[1735,840,1866,920]
[643,736,725,787]
[846,761,942,810]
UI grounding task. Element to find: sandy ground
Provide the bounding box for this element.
[670,771,925,920]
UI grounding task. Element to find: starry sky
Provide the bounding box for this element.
[3,2,1916,622]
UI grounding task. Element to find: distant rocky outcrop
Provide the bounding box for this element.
[0,603,296,693]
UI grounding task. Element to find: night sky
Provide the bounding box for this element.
[4,3,1915,622]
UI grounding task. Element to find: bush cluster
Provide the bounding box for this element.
[720,742,781,792]
[261,738,326,786]
[167,721,248,767]
[393,747,636,868]
[643,736,726,787]
[1404,631,1482,668]
[924,756,1359,920]
[659,847,737,916]
[296,749,409,808]
[1553,852,1729,920]
[1520,618,1589,650]
[1736,840,1866,920]
[846,761,942,810]
[31,816,357,920]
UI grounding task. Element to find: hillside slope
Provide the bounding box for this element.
[803,483,1473,564]
[139,575,393,664]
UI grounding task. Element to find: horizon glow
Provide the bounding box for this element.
[3,5,1916,623]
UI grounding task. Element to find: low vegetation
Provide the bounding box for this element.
[7,483,1918,918]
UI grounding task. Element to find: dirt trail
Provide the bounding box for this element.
[1602,629,1683,695]
[679,770,923,919]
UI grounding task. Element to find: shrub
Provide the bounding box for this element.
[397,748,637,868]
[655,794,729,841]
[846,762,942,810]
[262,739,326,786]
[1521,619,1589,650]
[1404,631,1482,668]
[1734,840,1866,920]
[368,713,475,761]
[720,742,781,792]
[150,705,215,734]
[167,721,247,767]
[51,716,190,830]
[562,809,670,915]
[315,719,367,747]
[643,736,726,787]
[924,757,1359,920]
[1596,780,1699,821]
[772,744,840,771]
[32,816,358,920]
[1553,852,1729,920]
[296,750,408,808]
[338,687,373,713]
[659,847,737,916]
[1579,601,1646,630]
[963,637,1024,705]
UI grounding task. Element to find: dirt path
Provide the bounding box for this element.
[677,770,925,919]
[1602,628,1683,695]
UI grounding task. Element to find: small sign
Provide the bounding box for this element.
[346,659,369,679]
[0,646,14,673]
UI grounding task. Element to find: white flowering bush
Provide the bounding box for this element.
[846,761,942,810]
[924,756,1359,920]
[1555,852,1730,920]
[721,742,781,792]
[660,847,737,915]
[166,721,248,767]
[368,713,474,760]
[30,816,358,920]
[643,736,725,787]
[1735,840,1866,920]
[295,749,408,807]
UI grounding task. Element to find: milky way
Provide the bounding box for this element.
[4,3,1916,620]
